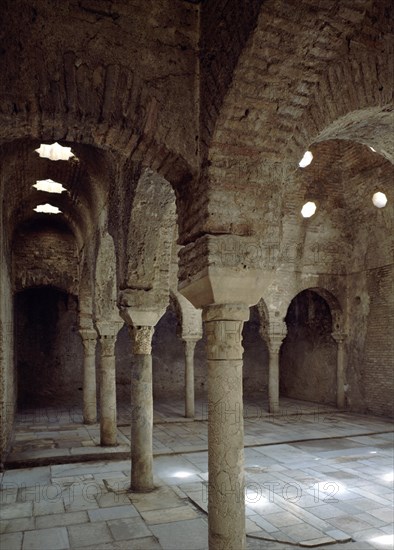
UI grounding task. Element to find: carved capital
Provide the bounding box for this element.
[131,325,154,355]
[332,331,347,344]
[79,329,97,356]
[203,304,249,361]
[269,330,287,354]
[100,334,116,357]
[183,339,198,359]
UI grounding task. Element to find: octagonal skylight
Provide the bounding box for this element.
[33,179,66,194]
[301,201,317,218]
[34,203,62,214]
[35,142,75,161]
[372,192,388,208]
[299,151,313,168]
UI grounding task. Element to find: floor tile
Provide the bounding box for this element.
[22,527,69,550]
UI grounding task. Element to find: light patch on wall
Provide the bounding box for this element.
[301,201,317,218]
[34,203,62,214]
[35,142,75,161]
[372,192,388,208]
[33,179,66,194]
[299,150,313,168]
[369,146,376,152]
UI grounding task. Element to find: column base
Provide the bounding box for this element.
[130,483,156,493]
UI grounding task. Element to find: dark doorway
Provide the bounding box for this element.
[280,290,336,405]
[15,286,83,409]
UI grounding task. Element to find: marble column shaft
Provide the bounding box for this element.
[79,329,97,425]
[99,334,117,446]
[184,339,197,418]
[203,303,249,550]
[130,325,155,492]
[332,332,347,409]
[268,334,284,414]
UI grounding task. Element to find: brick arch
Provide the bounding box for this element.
[286,287,344,333]
[0,60,194,191]
[208,0,377,162]
[297,51,394,163]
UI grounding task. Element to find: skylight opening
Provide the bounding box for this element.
[33,179,67,194]
[34,203,62,215]
[301,201,317,218]
[35,142,75,161]
[299,150,313,168]
[372,192,388,208]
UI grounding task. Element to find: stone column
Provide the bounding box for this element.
[268,333,285,414]
[332,331,347,409]
[128,324,155,492]
[183,339,197,418]
[79,329,98,425]
[99,333,117,446]
[204,303,249,550]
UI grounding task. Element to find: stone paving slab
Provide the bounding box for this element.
[22,526,69,549]
[1,408,393,550]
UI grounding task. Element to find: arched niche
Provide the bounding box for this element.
[242,305,269,400]
[280,289,338,405]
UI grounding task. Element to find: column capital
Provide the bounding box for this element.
[269,333,285,354]
[100,333,117,356]
[79,329,97,355]
[79,328,97,340]
[130,325,154,355]
[332,331,347,344]
[182,336,201,345]
[203,303,250,322]
[203,303,249,361]
[96,320,122,339]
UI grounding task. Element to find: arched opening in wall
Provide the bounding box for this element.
[15,286,83,411]
[152,308,184,404]
[115,323,131,407]
[242,306,269,402]
[152,303,208,408]
[280,290,337,405]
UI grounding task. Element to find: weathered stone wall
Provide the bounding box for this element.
[15,287,83,408]
[13,228,79,294]
[0,195,15,464]
[344,150,394,417]
[0,0,199,172]
[115,306,269,404]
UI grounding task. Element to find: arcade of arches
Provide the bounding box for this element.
[0,1,393,549]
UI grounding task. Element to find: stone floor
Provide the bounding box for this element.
[1,398,393,549]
